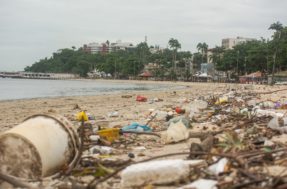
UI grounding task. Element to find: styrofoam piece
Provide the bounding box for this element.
[121,159,205,188]
[89,135,100,141]
[89,145,114,155]
[208,158,228,175]
[132,146,146,153]
[108,111,119,117]
[254,108,284,117]
[178,179,218,189]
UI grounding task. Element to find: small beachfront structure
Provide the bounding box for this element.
[239,71,264,84]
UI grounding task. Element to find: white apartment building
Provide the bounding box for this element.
[84,42,112,54]
[149,45,164,54]
[84,40,134,54]
[87,42,101,54]
[110,40,135,51]
[222,37,256,49]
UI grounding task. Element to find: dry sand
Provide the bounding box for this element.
[0,81,232,131]
[1,80,287,188]
[0,81,285,133]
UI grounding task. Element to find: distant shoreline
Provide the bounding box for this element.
[0,78,241,102]
[0,78,190,102]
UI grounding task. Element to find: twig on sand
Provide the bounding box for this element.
[255,88,287,95]
[0,172,37,189]
[121,130,161,137]
[238,148,287,159]
[231,178,267,189]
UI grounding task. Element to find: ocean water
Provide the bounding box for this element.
[0,78,174,101]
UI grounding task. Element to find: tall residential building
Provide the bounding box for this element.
[222,37,256,49]
[83,40,134,54]
[83,42,112,54]
[110,40,135,51]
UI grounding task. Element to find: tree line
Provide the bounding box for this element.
[25,40,191,79]
[25,22,287,80]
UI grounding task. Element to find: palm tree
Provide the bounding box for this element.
[269,21,283,32]
[269,21,284,85]
[197,42,208,63]
[168,38,181,79]
[209,46,224,65]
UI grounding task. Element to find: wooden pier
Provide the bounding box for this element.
[0,72,79,80]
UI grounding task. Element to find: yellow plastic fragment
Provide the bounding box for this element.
[215,96,228,105]
[76,111,89,121]
[97,128,120,142]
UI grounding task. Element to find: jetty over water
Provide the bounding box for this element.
[0,71,79,79]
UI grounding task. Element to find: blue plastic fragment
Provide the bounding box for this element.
[122,122,152,132]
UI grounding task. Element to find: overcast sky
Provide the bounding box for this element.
[0,0,286,71]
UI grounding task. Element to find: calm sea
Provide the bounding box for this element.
[0,78,174,101]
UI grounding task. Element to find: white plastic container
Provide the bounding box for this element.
[0,114,80,179]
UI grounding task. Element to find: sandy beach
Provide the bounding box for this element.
[0,81,241,132]
[1,80,287,188]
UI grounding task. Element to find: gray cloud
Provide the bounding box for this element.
[0,0,286,71]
